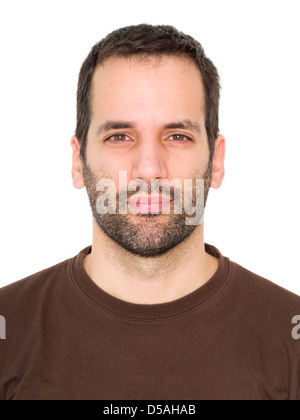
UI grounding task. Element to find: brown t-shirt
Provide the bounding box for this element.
[0,244,299,400]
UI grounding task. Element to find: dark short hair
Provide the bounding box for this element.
[75,24,220,161]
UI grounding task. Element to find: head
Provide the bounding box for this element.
[71,24,225,257]
[75,24,221,162]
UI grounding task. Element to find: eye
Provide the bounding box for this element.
[105,133,132,143]
[168,134,193,143]
[104,132,193,144]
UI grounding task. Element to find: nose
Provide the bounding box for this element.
[130,137,168,185]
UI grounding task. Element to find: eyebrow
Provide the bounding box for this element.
[96,119,201,136]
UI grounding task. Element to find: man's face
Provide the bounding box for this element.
[76,55,217,257]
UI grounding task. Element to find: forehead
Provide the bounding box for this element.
[91,55,205,119]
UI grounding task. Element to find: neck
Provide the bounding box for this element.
[83,218,219,305]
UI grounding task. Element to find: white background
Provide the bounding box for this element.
[0,0,299,295]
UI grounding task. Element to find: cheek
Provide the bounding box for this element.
[97,160,130,188]
[85,144,111,178]
[173,153,208,180]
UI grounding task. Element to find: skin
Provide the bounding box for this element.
[71,55,225,304]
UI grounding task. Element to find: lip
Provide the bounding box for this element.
[141,195,172,204]
[127,195,174,213]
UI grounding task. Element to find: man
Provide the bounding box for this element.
[0,24,299,401]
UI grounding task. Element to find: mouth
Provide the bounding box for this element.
[127,195,174,213]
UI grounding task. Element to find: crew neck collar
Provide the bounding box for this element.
[71,243,230,322]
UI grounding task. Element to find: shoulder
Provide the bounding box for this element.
[228,259,300,327]
[0,256,73,316]
[231,259,300,303]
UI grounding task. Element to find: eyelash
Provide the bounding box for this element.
[104,133,193,144]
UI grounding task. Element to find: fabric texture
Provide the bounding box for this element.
[0,244,299,400]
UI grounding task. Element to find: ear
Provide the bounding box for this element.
[210,135,225,189]
[71,135,85,189]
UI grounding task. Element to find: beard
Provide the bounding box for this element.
[81,159,212,258]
